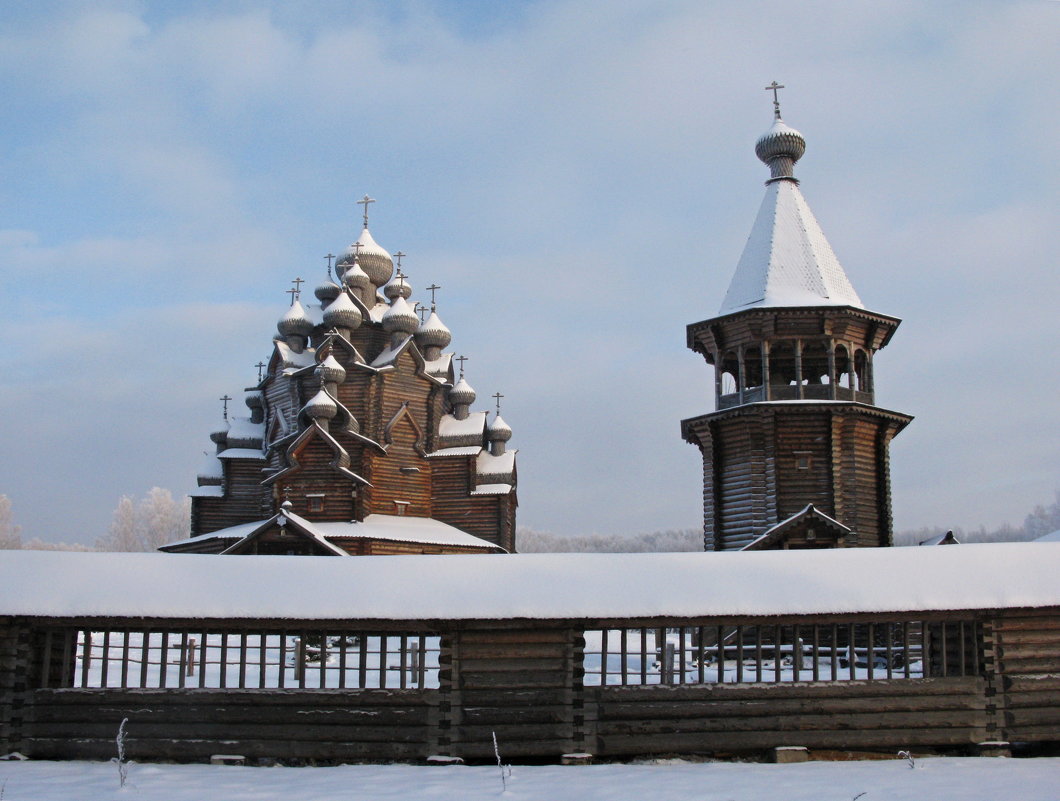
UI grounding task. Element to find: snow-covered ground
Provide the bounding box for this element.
[0,758,1056,801]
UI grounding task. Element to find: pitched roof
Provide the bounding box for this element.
[718,176,863,315]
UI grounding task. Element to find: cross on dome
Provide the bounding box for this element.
[219,394,232,420]
[255,361,267,382]
[765,80,785,120]
[492,392,504,415]
[285,286,298,306]
[455,354,468,378]
[393,251,406,270]
[357,195,375,229]
[324,253,335,280]
[426,283,441,309]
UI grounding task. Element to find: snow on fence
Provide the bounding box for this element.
[583,619,980,686]
[47,629,440,690]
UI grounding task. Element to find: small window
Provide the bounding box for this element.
[306,494,325,513]
[794,452,812,470]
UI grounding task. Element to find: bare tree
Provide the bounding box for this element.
[0,495,22,550]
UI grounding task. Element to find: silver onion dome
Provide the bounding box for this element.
[245,390,263,411]
[322,290,363,330]
[209,420,229,445]
[337,228,393,287]
[381,296,419,335]
[416,310,452,349]
[488,414,513,442]
[314,279,342,304]
[384,275,413,302]
[303,388,338,420]
[277,300,314,338]
[342,258,372,291]
[316,354,347,384]
[449,377,476,406]
[754,118,806,181]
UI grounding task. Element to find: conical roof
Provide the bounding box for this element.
[718,117,863,315]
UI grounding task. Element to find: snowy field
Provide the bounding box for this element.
[0,758,1057,801]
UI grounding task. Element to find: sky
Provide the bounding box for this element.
[0,0,1056,546]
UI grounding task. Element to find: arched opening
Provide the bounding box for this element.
[719,350,739,402]
[743,345,763,401]
[834,345,852,389]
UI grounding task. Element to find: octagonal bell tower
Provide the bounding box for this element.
[681,89,912,551]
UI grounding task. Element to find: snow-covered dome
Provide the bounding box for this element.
[314,279,342,304]
[488,414,513,442]
[209,420,229,445]
[303,388,337,420]
[244,390,263,411]
[755,118,806,180]
[384,275,413,302]
[416,310,452,349]
[337,228,393,287]
[382,296,419,335]
[449,377,476,406]
[342,257,372,291]
[322,290,363,330]
[277,300,314,338]
[316,353,346,384]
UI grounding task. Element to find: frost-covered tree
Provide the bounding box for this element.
[1023,490,1060,540]
[96,489,191,552]
[0,494,22,549]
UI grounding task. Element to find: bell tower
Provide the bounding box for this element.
[681,89,913,551]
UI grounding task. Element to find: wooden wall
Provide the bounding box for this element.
[3,609,1057,763]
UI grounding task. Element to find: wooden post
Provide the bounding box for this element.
[662,641,675,686]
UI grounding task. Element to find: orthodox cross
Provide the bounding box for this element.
[286,276,304,305]
[357,195,375,228]
[455,354,468,378]
[324,253,335,280]
[255,361,267,382]
[393,251,406,271]
[415,303,428,323]
[285,286,298,306]
[426,283,441,309]
[220,394,232,420]
[352,241,364,261]
[492,392,504,415]
[395,268,407,291]
[765,81,785,119]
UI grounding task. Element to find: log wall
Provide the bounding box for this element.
[2,609,1057,763]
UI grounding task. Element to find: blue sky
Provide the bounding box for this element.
[1,0,1057,544]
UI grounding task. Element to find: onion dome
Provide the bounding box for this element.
[209,419,229,445]
[381,296,419,335]
[303,387,337,420]
[416,310,452,349]
[342,258,372,292]
[755,118,806,181]
[384,275,413,302]
[488,414,513,443]
[322,289,363,330]
[314,279,342,304]
[245,390,263,413]
[316,353,347,384]
[277,300,314,338]
[449,377,476,406]
[337,228,392,287]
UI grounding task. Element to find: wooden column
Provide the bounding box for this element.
[762,342,772,401]
[827,340,836,400]
[794,340,803,399]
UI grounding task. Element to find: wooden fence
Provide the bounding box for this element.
[1,608,1057,763]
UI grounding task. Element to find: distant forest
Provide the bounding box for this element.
[517,491,1060,553]
[1,490,1058,553]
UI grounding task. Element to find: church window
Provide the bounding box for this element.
[794,452,812,470]
[306,494,325,513]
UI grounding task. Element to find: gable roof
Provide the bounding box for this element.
[719,180,863,315]
[742,504,851,551]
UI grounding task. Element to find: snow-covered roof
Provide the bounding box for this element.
[427,446,482,458]
[188,485,224,498]
[217,448,265,460]
[274,340,316,372]
[719,179,863,314]
[196,454,224,480]
[164,513,497,551]
[477,450,516,476]
[471,483,514,496]
[370,335,413,368]
[439,412,487,439]
[226,416,264,444]
[423,353,452,376]
[3,545,1058,621]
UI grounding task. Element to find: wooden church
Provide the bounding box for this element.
[682,90,912,551]
[162,198,517,556]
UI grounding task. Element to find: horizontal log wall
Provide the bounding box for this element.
[25,688,439,762]
[2,609,1058,762]
[585,678,988,756]
[994,610,1060,742]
